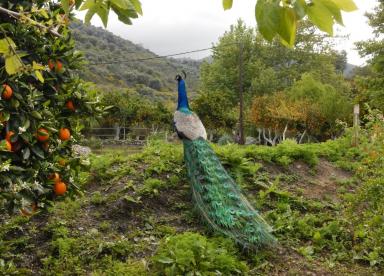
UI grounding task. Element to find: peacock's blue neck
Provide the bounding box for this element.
[177,79,190,114]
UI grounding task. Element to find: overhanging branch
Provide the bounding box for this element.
[0,6,62,38]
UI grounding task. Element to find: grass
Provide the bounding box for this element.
[0,133,383,275]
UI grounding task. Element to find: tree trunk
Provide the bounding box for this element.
[298,130,307,144]
[262,128,275,146]
[282,124,288,141]
[256,128,262,144]
[272,130,279,146]
[238,43,245,145]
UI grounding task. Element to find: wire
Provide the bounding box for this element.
[86,42,239,66]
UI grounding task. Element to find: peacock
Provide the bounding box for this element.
[173,73,276,250]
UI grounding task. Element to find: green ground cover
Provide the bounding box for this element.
[0,133,383,275]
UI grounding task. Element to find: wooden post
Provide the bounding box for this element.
[238,42,245,145]
[114,124,120,140]
[352,104,360,146]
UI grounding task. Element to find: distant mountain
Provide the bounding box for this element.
[71,21,201,102]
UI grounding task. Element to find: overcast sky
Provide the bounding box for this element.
[77,0,378,65]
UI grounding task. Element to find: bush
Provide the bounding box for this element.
[273,139,319,167]
[152,232,248,275]
[214,139,319,167]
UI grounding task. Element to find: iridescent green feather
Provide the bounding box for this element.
[183,138,276,250]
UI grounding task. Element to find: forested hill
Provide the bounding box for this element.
[71,21,201,100]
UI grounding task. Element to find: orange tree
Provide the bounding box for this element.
[250,92,309,141]
[250,74,352,142]
[0,1,110,213]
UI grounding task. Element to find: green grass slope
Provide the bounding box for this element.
[0,136,383,275]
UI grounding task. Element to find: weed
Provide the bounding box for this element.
[154,225,177,237]
[48,197,83,222]
[99,221,111,232]
[138,178,168,196]
[92,257,147,275]
[91,191,105,205]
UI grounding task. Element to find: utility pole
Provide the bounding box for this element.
[238,42,245,145]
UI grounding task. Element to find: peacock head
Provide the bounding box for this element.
[175,70,187,82]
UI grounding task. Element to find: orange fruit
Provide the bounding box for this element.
[59,128,71,141]
[49,172,61,183]
[5,131,15,142]
[48,59,55,70]
[6,140,11,151]
[48,60,63,72]
[54,181,67,196]
[2,140,12,151]
[58,159,66,166]
[56,61,63,72]
[36,128,49,142]
[65,100,75,111]
[2,84,13,100]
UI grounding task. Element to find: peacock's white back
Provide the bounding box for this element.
[174,110,207,141]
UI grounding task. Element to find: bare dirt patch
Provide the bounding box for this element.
[263,159,354,203]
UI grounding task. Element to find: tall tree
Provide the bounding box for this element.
[200,20,256,104]
[355,1,384,112]
[192,90,237,138]
[200,20,349,106]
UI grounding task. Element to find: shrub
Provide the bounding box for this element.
[152,232,248,275]
[273,139,319,166]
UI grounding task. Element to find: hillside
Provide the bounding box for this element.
[71,21,201,101]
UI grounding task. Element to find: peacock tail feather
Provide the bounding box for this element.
[183,138,276,250]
